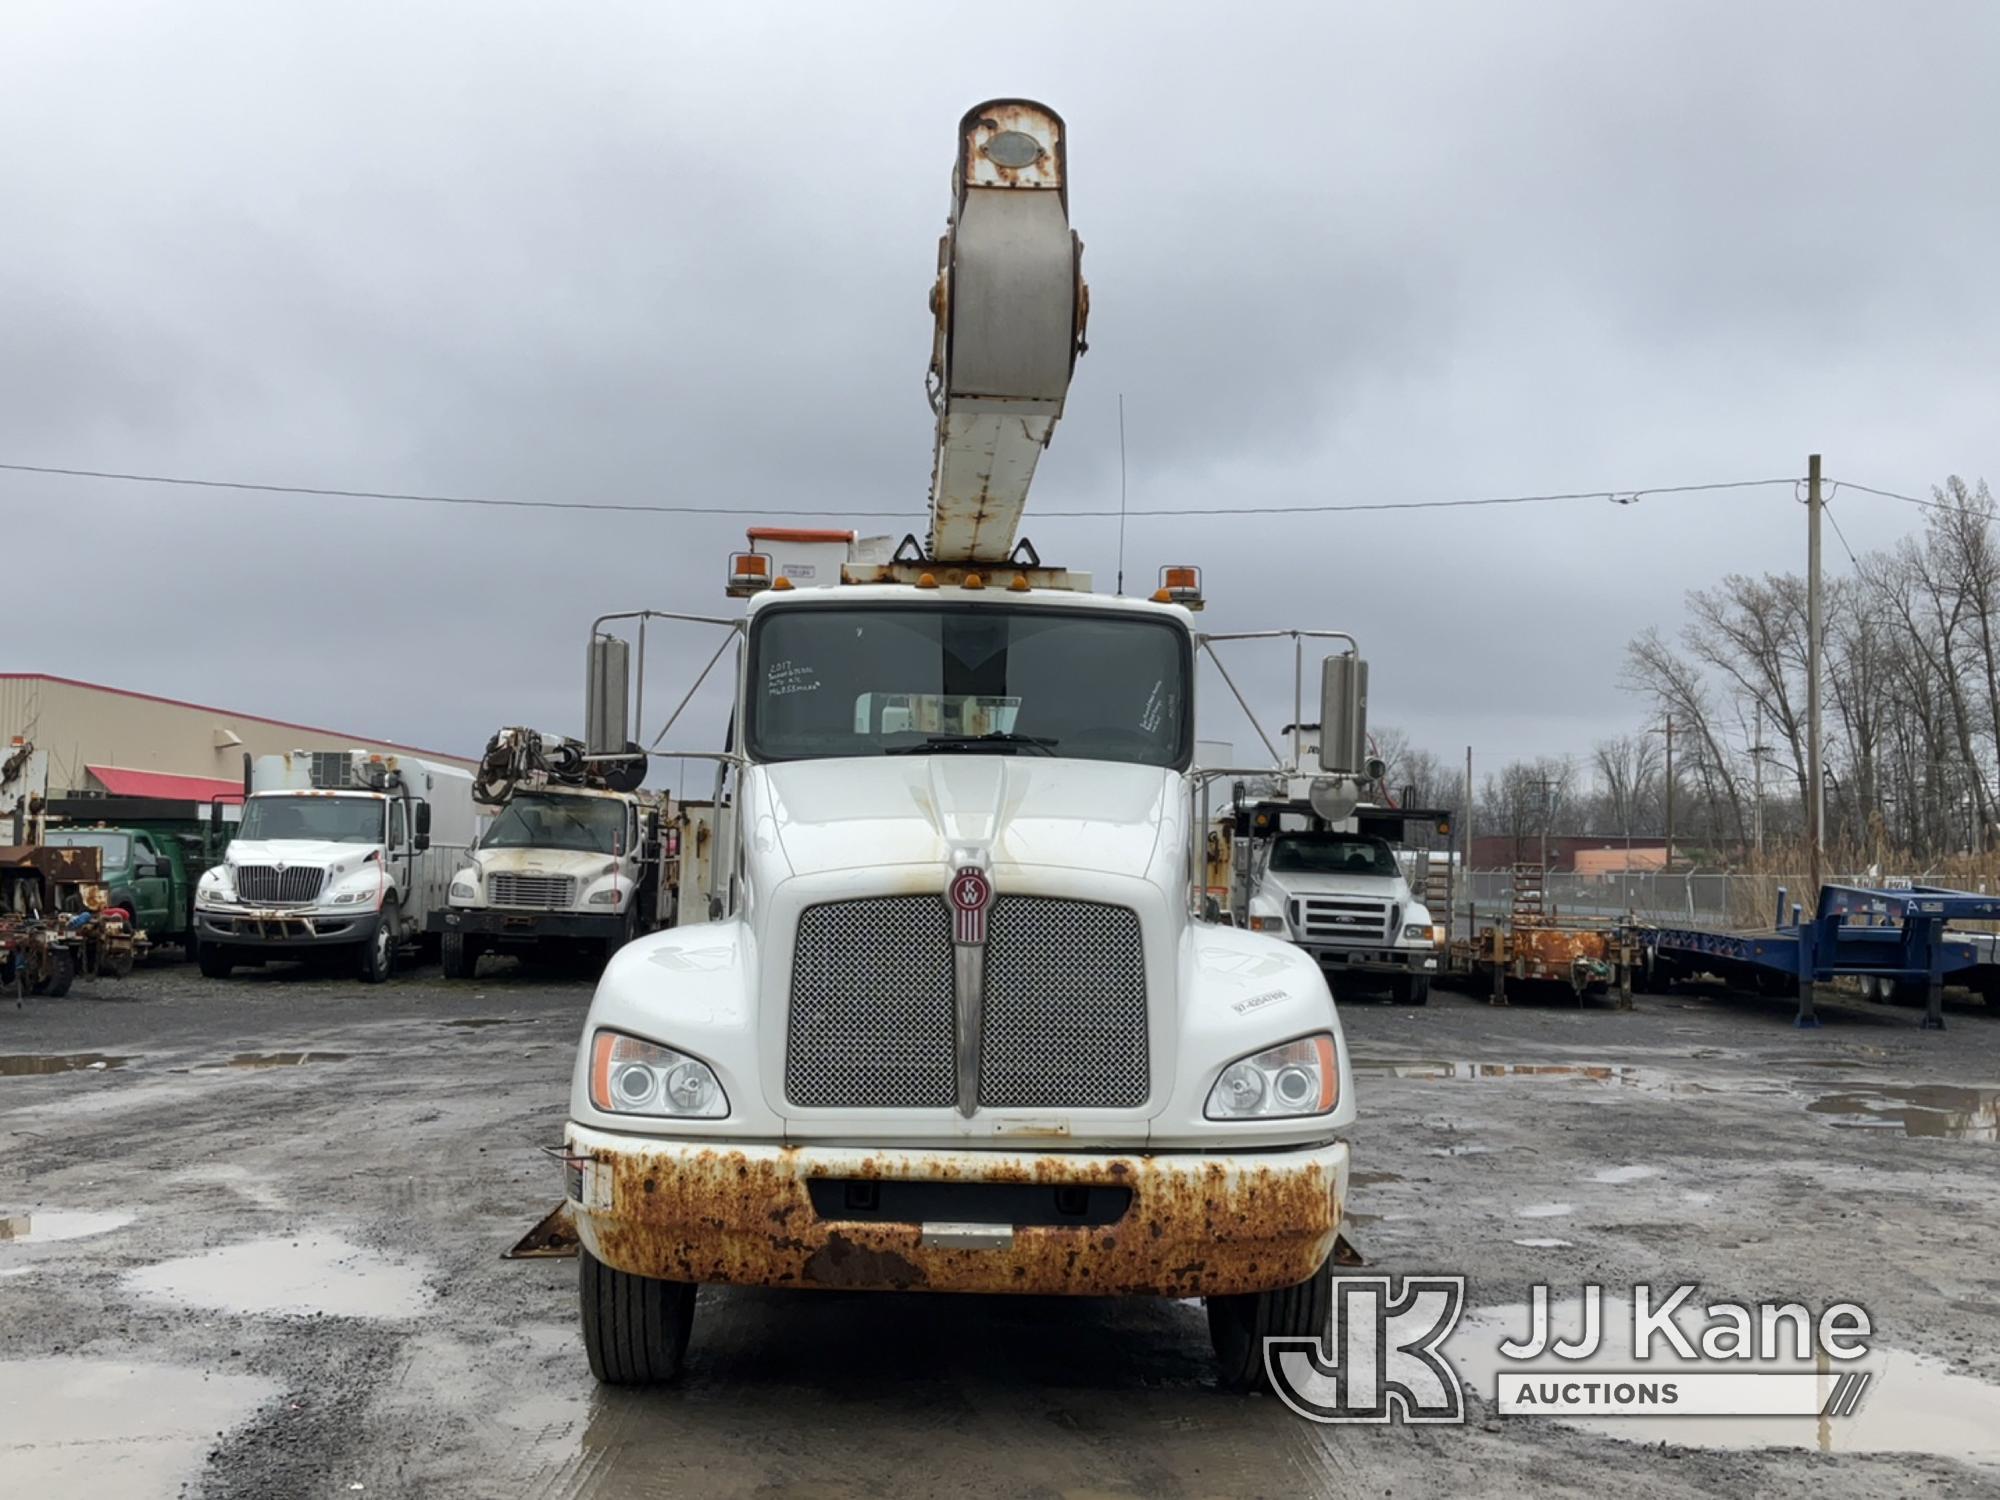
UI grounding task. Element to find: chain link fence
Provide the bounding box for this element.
[1445,870,1969,932]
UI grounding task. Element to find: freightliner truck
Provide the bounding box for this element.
[432,726,676,978]
[560,101,1364,1390]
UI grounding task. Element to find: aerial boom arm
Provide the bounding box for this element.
[924,100,1088,564]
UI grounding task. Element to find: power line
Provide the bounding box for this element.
[1832,477,1992,518]
[0,459,1802,522]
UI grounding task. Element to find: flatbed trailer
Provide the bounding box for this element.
[1641,882,2000,1030]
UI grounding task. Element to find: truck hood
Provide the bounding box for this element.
[1260,868,1412,904]
[225,839,376,874]
[755,756,1173,878]
[472,846,617,880]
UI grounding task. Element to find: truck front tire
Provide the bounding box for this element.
[198,942,234,979]
[1395,974,1431,1006]
[1207,1256,1333,1393]
[39,948,75,999]
[579,1247,695,1385]
[358,902,398,984]
[440,930,480,980]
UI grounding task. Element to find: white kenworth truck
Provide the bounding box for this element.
[195,750,476,981]
[431,727,676,978]
[560,100,1361,1392]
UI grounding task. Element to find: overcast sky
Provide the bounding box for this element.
[5,1,1996,790]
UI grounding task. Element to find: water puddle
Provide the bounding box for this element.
[1426,1144,1493,1158]
[0,1209,135,1244]
[124,1234,431,1319]
[1805,1084,1998,1141]
[1591,1165,1660,1184]
[1350,1170,1404,1188]
[443,1017,537,1029]
[1449,1295,2000,1463]
[0,1053,130,1076]
[1355,1058,1790,1098]
[1512,1238,1573,1248]
[1516,1203,1575,1219]
[197,1052,353,1071]
[0,1357,278,1497]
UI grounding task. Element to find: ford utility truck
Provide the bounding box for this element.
[195,750,475,981]
[560,100,1362,1391]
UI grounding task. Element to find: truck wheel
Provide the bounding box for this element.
[358,902,398,984]
[1207,1255,1333,1393]
[441,931,479,980]
[1396,975,1431,1006]
[198,942,234,979]
[602,906,639,967]
[42,948,76,1000]
[579,1247,695,1385]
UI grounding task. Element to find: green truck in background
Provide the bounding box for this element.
[42,798,237,954]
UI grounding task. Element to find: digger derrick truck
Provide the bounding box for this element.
[560,100,1359,1391]
[432,727,674,979]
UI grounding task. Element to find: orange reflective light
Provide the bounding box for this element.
[1009,574,1031,593]
[916,572,939,589]
[771,575,795,591]
[963,572,985,590]
[1162,565,1200,590]
[732,552,769,577]
[1151,588,1172,603]
[1313,1034,1339,1112]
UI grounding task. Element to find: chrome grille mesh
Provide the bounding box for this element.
[980,897,1148,1108]
[488,873,576,909]
[785,892,1148,1110]
[786,897,955,1108]
[233,866,325,905]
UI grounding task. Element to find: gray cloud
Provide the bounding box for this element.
[4,0,1995,791]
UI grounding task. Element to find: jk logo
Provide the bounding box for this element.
[1265,1276,1468,1424]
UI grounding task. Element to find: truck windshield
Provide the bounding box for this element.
[481,795,626,854]
[747,604,1190,767]
[1269,834,1399,878]
[45,830,131,864]
[239,796,385,844]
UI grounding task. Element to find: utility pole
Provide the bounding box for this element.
[1664,715,1675,866]
[1463,745,1473,940]
[1750,702,1766,859]
[1806,453,1824,897]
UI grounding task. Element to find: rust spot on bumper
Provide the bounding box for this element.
[568,1129,1347,1298]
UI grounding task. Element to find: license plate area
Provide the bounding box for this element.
[805,1178,1130,1228]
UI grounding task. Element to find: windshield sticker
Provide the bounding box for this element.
[766,660,820,697]
[1140,679,1165,733]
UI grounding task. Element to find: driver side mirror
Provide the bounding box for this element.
[414,801,432,852]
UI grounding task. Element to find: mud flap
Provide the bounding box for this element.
[1332,1230,1366,1267]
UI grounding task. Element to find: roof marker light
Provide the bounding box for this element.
[963,572,985,590]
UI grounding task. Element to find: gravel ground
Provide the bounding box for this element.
[2,954,1998,1498]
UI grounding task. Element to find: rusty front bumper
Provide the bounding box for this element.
[564,1123,1348,1298]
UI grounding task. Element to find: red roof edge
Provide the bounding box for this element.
[745,527,856,544]
[86,765,246,801]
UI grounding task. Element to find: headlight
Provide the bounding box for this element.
[587,887,622,906]
[331,888,376,905]
[589,1031,727,1118]
[200,883,233,905]
[1250,915,1286,933]
[1204,1034,1339,1120]
[1402,923,1432,941]
[449,878,476,901]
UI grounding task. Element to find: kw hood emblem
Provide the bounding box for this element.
[948,853,993,1116]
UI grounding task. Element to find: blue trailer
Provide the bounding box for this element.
[1642,883,2000,1030]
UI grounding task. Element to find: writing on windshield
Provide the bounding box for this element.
[747,604,1190,767]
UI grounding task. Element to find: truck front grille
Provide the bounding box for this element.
[785,894,1148,1110]
[488,874,576,909]
[234,866,325,905]
[1293,896,1396,945]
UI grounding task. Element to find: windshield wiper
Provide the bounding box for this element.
[887,733,1058,757]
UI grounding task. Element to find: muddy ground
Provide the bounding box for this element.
[2,957,1997,1499]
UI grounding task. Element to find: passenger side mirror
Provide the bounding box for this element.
[414,801,432,852]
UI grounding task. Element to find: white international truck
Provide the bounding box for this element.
[432,727,677,978]
[194,750,476,981]
[559,100,1364,1391]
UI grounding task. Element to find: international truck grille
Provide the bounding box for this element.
[488,873,576,909]
[233,866,325,905]
[1292,896,1395,945]
[785,894,1148,1110]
